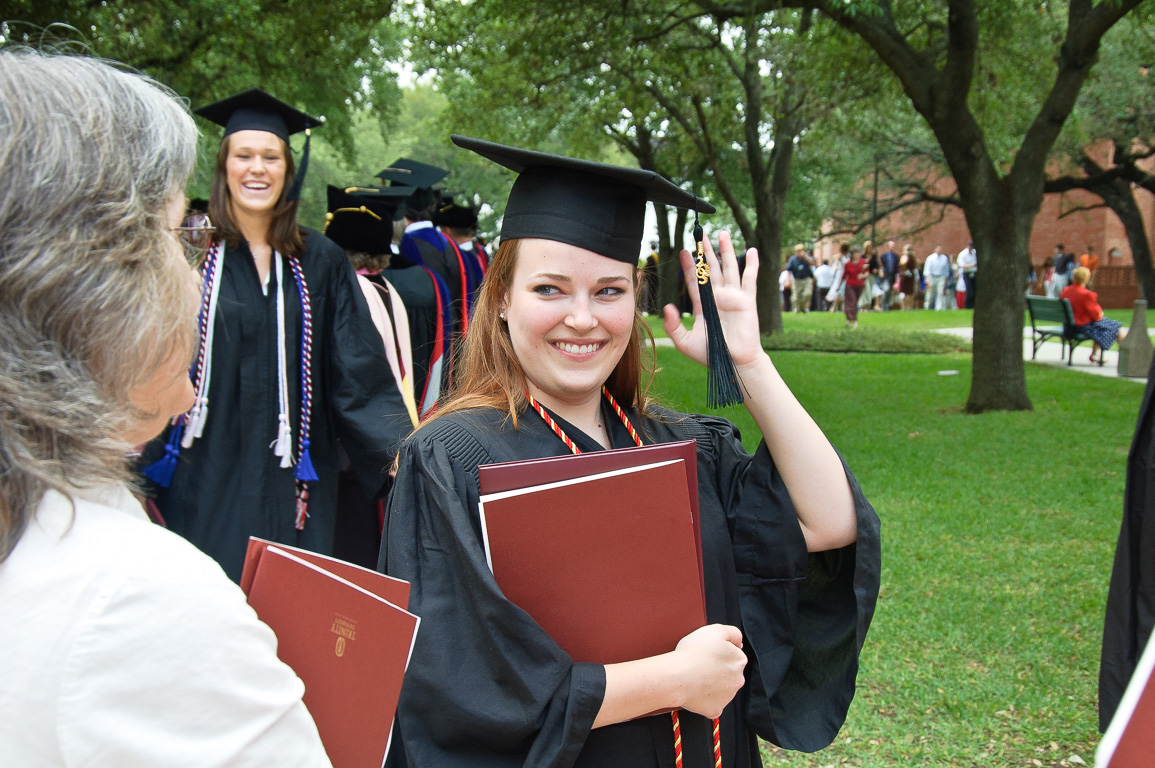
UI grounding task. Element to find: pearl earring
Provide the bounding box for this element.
[499,311,506,321]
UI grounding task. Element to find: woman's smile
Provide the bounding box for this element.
[225,129,286,218]
[503,238,636,414]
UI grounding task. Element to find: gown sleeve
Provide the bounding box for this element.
[316,234,412,501]
[381,419,606,768]
[691,413,881,753]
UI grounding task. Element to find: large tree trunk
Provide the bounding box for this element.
[753,215,784,335]
[654,204,690,311]
[966,180,1033,412]
[1097,181,1155,302]
[753,125,797,335]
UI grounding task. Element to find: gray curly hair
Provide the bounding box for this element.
[0,51,198,561]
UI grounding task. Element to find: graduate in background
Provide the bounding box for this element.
[434,195,489,276]
[323,184,420,567]
[380,135,880,768]
[141,89,410,582]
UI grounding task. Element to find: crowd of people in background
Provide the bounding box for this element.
[779,238,981,326]
[1032,243,1102,298]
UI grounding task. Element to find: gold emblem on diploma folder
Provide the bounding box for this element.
[330,614,357,657]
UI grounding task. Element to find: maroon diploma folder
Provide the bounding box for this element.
[478,440,703,604]
[478,445,705,665]
[241,540,418,768]
[241,537,411,610]
[1098,626,1155,767]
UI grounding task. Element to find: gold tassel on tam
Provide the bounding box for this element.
[692,218,744,408]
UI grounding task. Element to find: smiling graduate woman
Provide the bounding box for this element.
[141,89,410,581]
[380,136,881,768]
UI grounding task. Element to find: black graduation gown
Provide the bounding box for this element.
[380,402,881,768]
[1100,354,1155,730]
[142,229,411,582]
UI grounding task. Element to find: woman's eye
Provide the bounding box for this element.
[597,286,626,298]
[533,285,560,296]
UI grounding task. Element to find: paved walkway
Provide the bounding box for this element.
[658,324,1147,382]
[936,326,1147,383]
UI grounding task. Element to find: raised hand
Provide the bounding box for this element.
[661,231,765,371]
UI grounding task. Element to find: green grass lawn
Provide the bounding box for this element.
[654,306,1152,331]
[650,306,1152,355]
[648,344,1142,768]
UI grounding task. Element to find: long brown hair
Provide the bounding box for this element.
[208,134,305,256]
[422,238,657,431]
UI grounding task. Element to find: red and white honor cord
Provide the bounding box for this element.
[526,387,723,768]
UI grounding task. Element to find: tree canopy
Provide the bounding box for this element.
[701,0,1149,412]
[2,1,402,154]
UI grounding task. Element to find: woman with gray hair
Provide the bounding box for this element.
[0,51,330,766]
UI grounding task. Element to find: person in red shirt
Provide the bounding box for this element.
[1061,267,1125,364]
[842,244,867,328]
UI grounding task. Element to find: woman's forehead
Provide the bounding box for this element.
[226,130,283,153]
[516,238,634,279]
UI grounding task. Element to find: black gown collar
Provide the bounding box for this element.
[532,397,639,453]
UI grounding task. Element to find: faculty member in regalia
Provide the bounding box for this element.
[142,89,411,581]
[380,135,880,768]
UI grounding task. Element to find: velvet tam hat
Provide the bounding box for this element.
[450,134,714,264]
[323,185,412,255]
[433,195,479,230]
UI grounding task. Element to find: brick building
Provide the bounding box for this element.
[812,151,1155,308]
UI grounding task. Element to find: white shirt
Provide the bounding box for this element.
[779,269,793,289]
[814,263,834,288]
[924,251,950,277]
[0,485,332,768]
[404,220,435,234]
[957,247,977,272]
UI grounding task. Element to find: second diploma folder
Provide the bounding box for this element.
[477,441,705,664]
[241,538,419,768]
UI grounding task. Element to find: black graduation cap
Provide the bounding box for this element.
[450,134,714,265]
[452,134,742,408]
[376,158,449,188]
[194,88,321,202]
[376,159,449,216]
[433,195,479,230]
[323,185,411,255]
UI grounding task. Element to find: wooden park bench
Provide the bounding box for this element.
[1025,294,1101,366]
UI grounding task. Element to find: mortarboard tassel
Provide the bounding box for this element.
[142,422,184,488]
[692,218,744,408]
[286,127,311,202]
